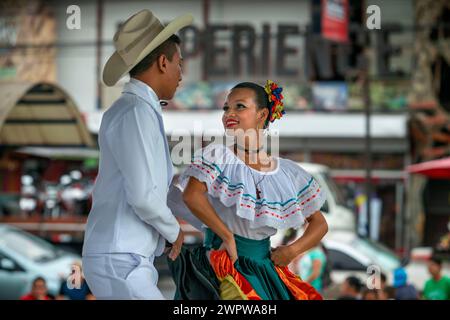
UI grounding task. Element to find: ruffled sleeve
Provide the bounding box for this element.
[178,144,327,230]
[178,143,229,193]
[282,160,327,220]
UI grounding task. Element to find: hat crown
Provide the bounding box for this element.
[102,11,193,86]
[113,10,164,62]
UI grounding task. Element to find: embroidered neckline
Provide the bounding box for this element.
[224,145,280,175]
[191,156,316,205]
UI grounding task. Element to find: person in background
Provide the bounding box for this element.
[393,267,419,300]
[337,276,363,300]
[362,288,379,300]
[423,256,450,300]
[57,261,95,300]
[382,286,396,300]
[20,277,53,300]
[297,243,327,294]
[377,272,396,300]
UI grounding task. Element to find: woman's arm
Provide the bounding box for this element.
[182,177,238,263]
[271,211,328,266]
[306,259,323,283]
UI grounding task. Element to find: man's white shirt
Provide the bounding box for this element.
[82,78,180,257]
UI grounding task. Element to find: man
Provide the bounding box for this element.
[57,261,95,300]
[82,9,193,299]
[423,256,450,300]
[392,267,419,300]
[20,277,52,300]
[337,276,363,300]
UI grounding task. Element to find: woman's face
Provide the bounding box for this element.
[222,88,267,135]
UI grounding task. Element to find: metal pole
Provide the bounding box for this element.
[395,182,404,253]
[360,49,372,240]
[202,0,210,81]
[96,0,103,110]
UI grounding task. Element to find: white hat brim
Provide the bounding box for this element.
[103,13,193,87]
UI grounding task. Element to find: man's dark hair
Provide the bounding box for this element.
[380,272,387,283]
[430,255,442,266]
[346,276,363,293]
[232,82,271,128]
[33,276,46,286]
[129,34,180,77]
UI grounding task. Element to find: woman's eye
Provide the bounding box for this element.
[223,106,229,111]
[237,104,246,109]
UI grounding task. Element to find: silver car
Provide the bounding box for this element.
[0,224,80,300]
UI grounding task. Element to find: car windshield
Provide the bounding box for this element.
[352,237,401,271]
[0,229,59,263]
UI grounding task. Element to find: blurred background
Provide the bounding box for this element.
[0,0,449,300]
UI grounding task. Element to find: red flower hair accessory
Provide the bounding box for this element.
[264,80,285,124]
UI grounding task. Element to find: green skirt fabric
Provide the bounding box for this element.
[167,245,220,300]
[168,229,295,300]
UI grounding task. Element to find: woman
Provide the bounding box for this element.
[295,244,328,294]
[170,81,328,300]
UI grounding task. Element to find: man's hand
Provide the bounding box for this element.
[168,229,184,261]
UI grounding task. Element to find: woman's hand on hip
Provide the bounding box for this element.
[219,237,238,264]
[270,244,297,267]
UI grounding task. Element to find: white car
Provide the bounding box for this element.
[0,224,80,299]
[322,231,402,288]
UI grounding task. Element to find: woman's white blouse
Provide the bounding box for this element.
[171,143,327,240]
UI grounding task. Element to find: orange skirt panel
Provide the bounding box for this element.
[209,250,322,300]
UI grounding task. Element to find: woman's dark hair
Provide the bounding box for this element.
[232,82,271,128]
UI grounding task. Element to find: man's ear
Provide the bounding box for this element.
[157,54,168,73]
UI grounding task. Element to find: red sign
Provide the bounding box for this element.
[321,0,349,43]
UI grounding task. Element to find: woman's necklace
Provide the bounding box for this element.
[251,170,267,200]
[234,144,268,200]
[235,143,264,154]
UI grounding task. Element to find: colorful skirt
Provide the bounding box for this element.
[167,229,322,300]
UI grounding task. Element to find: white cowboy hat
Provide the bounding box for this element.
[102,10,193,86]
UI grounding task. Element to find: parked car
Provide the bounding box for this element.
[321,231,401,290]
[0,224,80,300]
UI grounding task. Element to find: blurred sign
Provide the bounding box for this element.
[321,0,349,43]
[0,1,56,83]
[312,81,348,111]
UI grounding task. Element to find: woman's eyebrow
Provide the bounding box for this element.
[232,100,247,103]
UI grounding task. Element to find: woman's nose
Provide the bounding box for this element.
[226,108,235,116]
